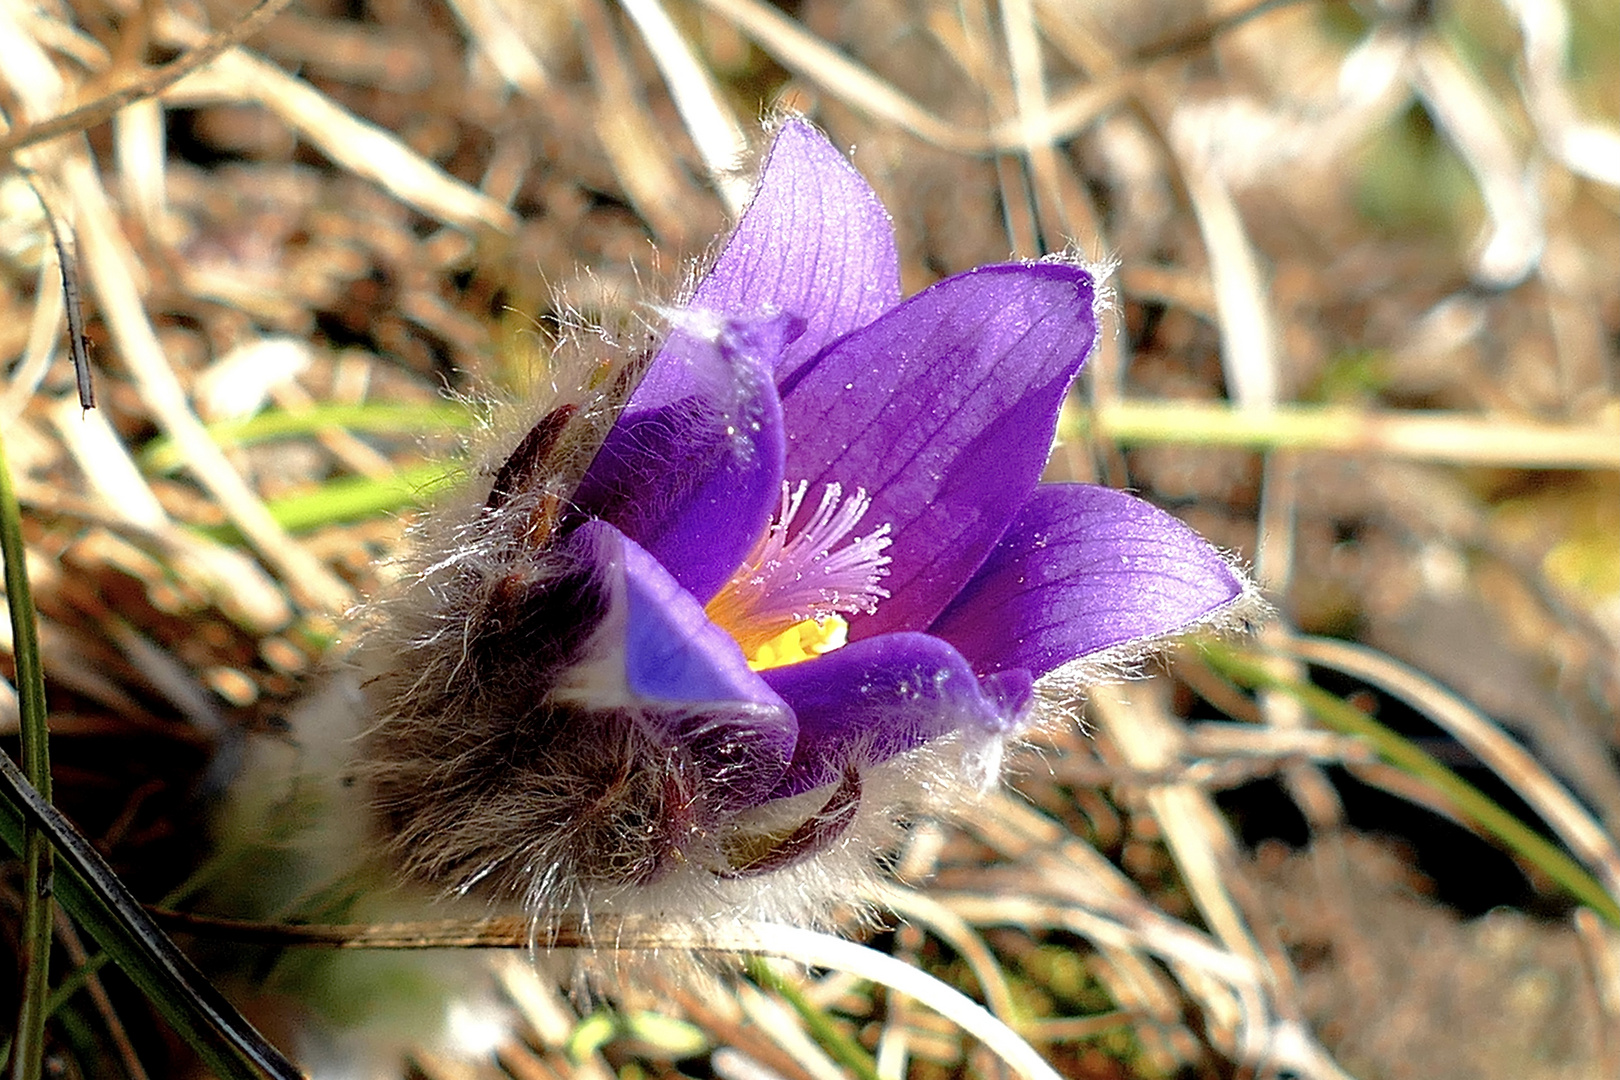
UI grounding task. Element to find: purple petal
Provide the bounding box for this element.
[759,632,1032,797]
[929,484,1245,679]
[573,317,789,603]
[635,119,900,406]
[779,263,1097,638]
[569,520,795,810]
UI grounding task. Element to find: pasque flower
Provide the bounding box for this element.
[361,120,1255,923]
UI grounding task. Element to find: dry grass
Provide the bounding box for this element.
[2,0,1618,1077]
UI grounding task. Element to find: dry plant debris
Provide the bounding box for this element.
[1,0,1618,1077]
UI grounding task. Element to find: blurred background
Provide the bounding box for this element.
[1,0,1617,1077]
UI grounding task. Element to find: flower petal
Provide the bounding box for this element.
[568,520,795,811]
[573,317,789,602]
[634,119,901,406]
[759,632,1031,797]
[929,484,1245,678]
[700,119,901,380]
[779,263,1097,637]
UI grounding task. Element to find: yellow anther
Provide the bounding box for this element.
[745,616,849,672]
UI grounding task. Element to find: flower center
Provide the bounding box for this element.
[706,481,892,671]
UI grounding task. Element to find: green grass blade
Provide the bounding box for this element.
[262,461,459,532]
[1200,642,1620,925]
[141,401,474,473]
[192,461,460,540]
[747,956,882,1080]
[0,427,55,1080]
[0,749,302,1080]
[1,428,299,1080]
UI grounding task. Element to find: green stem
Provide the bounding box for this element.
[746,956,882,1080]
[0,749,300,1079]
[1201,643,1620,925]
[0,431,298,1080]
[43,953,110,1020]
[0,427,54,1080]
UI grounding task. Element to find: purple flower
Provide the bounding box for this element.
[362,120,1252,917]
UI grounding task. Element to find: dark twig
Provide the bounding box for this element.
[0,0,298,160]
[48,219,95,411]
[19,172,96,410]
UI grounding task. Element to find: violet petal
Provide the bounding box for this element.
[570,520,796,810]
[760,632,1031,797]
[779,263,1097,638]
[929,484,1245,679]
[573,317,789,603]
[634,119,901,406]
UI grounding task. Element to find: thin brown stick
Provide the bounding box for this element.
[148,908,818,952]
[53,912,150,1080]
[0,0,297,160]
[1132,0,1307,64]
[149,908,537,949]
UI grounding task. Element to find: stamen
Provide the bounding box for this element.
[747,615,849,672]
[707,482,891,658]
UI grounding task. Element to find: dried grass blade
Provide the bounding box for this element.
[1000,0,1056,235]
[986,80,1131,150]
[113,97,167,236]
[1075,399,1620,469]
[1506,0,1620,187]
[1412,36,1543,285]
[155,26,516,234]
[1572,908,1620,1077]
[742,964,877,1080]
[495,955,616,1080]
[619,0,751,215]
[694,0,990,152]
[145,912,1061,1080]
[0,0,297,158]
[445,0,551,97]
[870,887,1019,1025]
[739,927,1060,1080]
[61,155,355,612]
[1166,122,1279,411]
[0,229,64,426]
[50,913,150,1080]
[51,395,167,528]
[578,0,706,246]
[961,793,1225,1069]
[1087,688,1276,1062]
